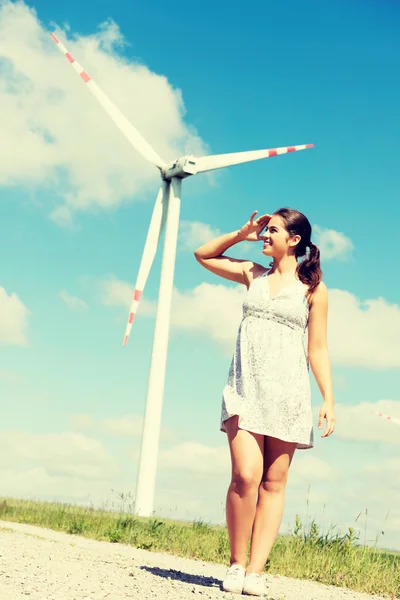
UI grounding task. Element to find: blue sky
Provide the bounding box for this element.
[1,0,400,550]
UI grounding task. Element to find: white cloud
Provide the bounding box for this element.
[290,454,338,485]
[99,275,400,368]
[342,460,400,543]
[327,289,400,368]
[99,276,156,317]
[69,412,177,443]
[313,225,354,260]
[178,220,222,252]
[364,458,400,488]
[170,283,244,352]
[0,286,29,346]
[58,290,88,310]
[0,467,97,503]
[0,1,207,223]
[159,442,230,474]
[69,413,143,437]
[101,414,144,438]
[332,400,400,445]
[175,285,400,367]
[100,277,244,353]
[100,277,132,307]
[0,465,132,508]
[69,414,95,432]
[0,429,115,480]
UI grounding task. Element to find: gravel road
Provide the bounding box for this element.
[0,520,391,600]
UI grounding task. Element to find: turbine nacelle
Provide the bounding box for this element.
[162,156,197,180]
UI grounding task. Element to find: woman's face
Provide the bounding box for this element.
[260,214,298,258]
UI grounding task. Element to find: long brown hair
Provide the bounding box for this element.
[273,207,322,294]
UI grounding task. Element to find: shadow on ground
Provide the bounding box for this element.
[139,566,222,589]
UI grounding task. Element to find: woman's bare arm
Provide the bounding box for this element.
[194,211,270,286]
[308,282,336,437]
[194,230,256,286]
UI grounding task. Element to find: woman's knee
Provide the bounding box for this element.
[231,468,262,494]
[226,421,264,495]
[260,465,289,494]
[260,438,296,494]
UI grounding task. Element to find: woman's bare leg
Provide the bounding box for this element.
[224,416,264,567]
[247,436,297,574]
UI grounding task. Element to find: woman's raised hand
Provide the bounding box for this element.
[238,211,271,242]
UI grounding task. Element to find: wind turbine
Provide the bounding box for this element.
[51,32,314,517]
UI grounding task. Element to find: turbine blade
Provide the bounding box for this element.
[50,33,165,169]
[373,410,400,427]
[195,144,314,174]
[123,182,168,346]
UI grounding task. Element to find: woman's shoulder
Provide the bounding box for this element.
[307,280,328,307]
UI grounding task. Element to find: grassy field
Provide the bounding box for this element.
[0,497,398,598]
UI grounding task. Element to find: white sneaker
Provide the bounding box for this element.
[243,572,268,596]
[222,563,246,594]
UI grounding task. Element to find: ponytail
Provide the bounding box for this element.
[297,242,322,294]
[272,207,323,294]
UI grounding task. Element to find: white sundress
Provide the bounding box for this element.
[220,269,313,450]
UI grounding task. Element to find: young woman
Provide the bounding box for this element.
[194,207,335,596]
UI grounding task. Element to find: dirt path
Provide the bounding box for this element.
[0,520,389,599]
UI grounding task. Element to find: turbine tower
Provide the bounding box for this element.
[51,32,314,516]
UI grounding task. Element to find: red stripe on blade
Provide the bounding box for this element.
[80,71,91,83]
[128,313,135,324]
[287,147,296,152]
[123,335,129,347]
[306,144,314,149]
[65,53,75,63]
[134,290,142,302]
[268,149,277,157]
[51,33,59,43]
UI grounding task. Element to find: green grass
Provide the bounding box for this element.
[0,497,398,597]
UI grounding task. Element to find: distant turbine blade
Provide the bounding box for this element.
[50,33,165,169]
[123,183,168,346]
[372,410,400,426]
[195,144,314,174]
